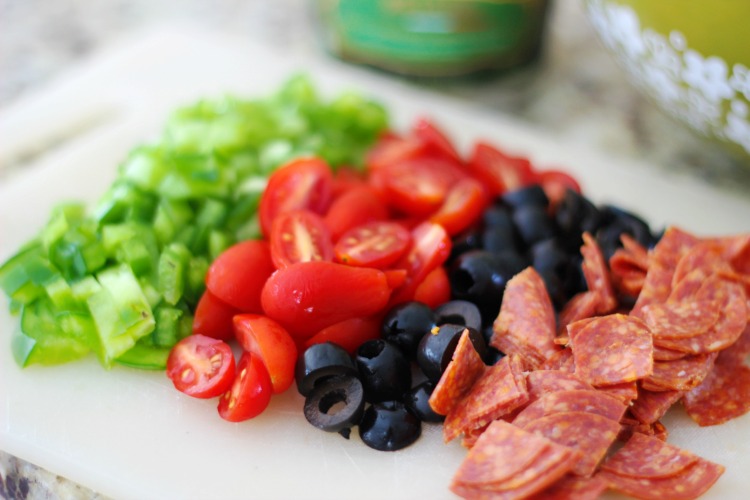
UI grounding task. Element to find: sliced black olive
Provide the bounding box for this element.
[304,375,365,439]
[404,381,444,423]
[449,249,526,323]
[512,205,557,248]
[555,189,603,251]
[355,340,411,403]
[381,301,436,359]
[597,205,657,260]
[530,238,574,308]
[417,324,488,382]
[481,207,521,254]
[359,401,421,451]
[449,226,482,264]
[434,300,483,332]
[501,184,549,211]
[295,342,358,397]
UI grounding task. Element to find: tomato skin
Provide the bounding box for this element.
[261,261,392,340]
[429,176,489,236]
[166,334,236,399]
[269,210,334,269]
[259,157,334,237]
[205,240,275,312]
[468,142,535,196]
[334,221,411,269]
[303,316,383,355]
[536,169,582,209]
[324,185,389,241]
[412,266,451,309]
[412,117,463,165]
[365,131,427,172]
[331,167,368,199]
[192,290,239,341]
[218,352,273,422]
[388,222,452,306]
[233,314,298,394]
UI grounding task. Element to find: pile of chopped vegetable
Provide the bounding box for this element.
[0,75,388,369]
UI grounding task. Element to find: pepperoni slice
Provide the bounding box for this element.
[490,267,560,369]
[594,380,638,404]
[557,291,599,336]
[511,389,627,428]
[609,233,649,299]
[580,232,618,314]
[640,299,720,340]
[671,240,729,287]
[531,474,608,500]
[429,328,486,416]
[629,387,684,424]
[597,457,724,500]
[518,411,621,476]
[601,433,699,479]
[443,354,529,443]
[539,348,574,371]
[618,416,669,443]
[641,354,716,392]
[683,361,750,426]
[525,370,594,403]
[716,321,750,367]
[569,314,653,386]
[652,345,688,361]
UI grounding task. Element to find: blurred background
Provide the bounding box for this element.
[1,0,749,194]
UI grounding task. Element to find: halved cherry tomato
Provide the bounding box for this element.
[429,176,489,236]
[192,290,239,341]
[261,261,393,340]
[388,222,452,306]
[259,157,334,236]
[536,169,582,209]
[468,142,535,196]
[166,334,236,399]
[334,221,411,269]
[412,117,463,165]
[331,166,368,199]
[205,240,275,312]
[324,185,389,241]
[218,352,272,422]
[303,316,383,355]
[384,268,408,289]
[412,266,451,309]
[269,210,333,269]
[365,131,427,172]
[233,314,298,394]
[373,158,465,217]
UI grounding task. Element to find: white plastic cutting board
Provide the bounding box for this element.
[1,25,749,500]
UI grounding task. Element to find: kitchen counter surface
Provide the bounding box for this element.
[0,0,748,498]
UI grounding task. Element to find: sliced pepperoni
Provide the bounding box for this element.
[557,293,599,337]
[518,411,621,476]
[641,298,719,340]
[597,457,724,500]
[609,233,649,299]
[528,474,608,500]
[618,416,669,443]
[654,280,747,355]
[525,370,594,403]
[429,327,486,416]
[593,380,638,404]
[652,345,688,361]
[490,267,560,369]
[511,389,627,428]
[641,353,716,392]
[443,354,529,443]
[629,387,684,424]
[601,433,699,479]
[539,348,574,371]
[580,232,618,314]
[716,321,750,367]
[683,361,750,426]
[671,240,729,287]
[569,314,653,386]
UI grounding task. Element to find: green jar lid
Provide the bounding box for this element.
[317,0,550,77]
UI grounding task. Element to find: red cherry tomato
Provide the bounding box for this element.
[412,266,451,309]
[334,221,411,269]
[269,210,334,269]
[205,240,275,312]
[468,142,535,196]
[536,169,582,209]
[261,261,393,340]
[388,222,452,306]
[233,314,298,394]
[259,157,334,237]
[365,131,427,172]
[372,158,465,217]
[412,117,463,165]
[303,316,383,355]
[429,176,489,236]
[384,268,408,289]
[192,290,239,341]
[324,185,389,241]
[331,166,368,199]
[218,352,273,422]
[166,334,236,399]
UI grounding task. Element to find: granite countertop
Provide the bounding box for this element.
[0,0,748,498]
